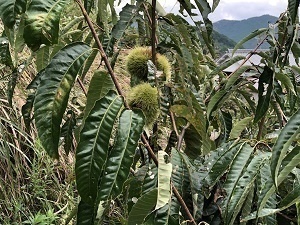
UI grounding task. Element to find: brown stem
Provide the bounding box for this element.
[74,1,196,223]
[172,183,197,225]
[205,34,268,104]
[177,122,190,150]
[151,0,157,66]
[277,212,297,222]
[75,0,126,103]
[227,35,268,80]
[76,78,87,96]
[143,3,159,45]
[170,111,179,137]
[256,116,266,141]
[271,96,287,128]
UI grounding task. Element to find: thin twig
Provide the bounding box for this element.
[74,1,196,224]
[143,3,159,45]
[256,115,265,141]
[76,78,87,96]
[227,35,268,80]
[170,111,179,137]
[177,122,190,150]
[75,0,125,101]
[171,182,196,224]
[277,212,297,222]
[151,0,157,65]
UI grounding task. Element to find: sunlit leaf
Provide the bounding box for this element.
[156,151,172,210]
[0,37,13,67]
[0,0,26,28]
[229,117,252,139]
[24,0,69,50]
[34,42,92,158]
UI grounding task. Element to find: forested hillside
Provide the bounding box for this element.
[214,14,277,48]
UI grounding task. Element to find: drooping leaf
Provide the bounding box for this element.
[207,90,227,118]
[60,110,76,155]
[141,162,158,195]
[254,66,274,123]
[271,108,300,187]
[156,151,172,210]
[80,48,98,80]
[220,110,232,143]
[75,91,123,205]
[240,188,254,225]
[204,142,242,188]
[226,153,268,225]
[222,143,254,223]
[181,152,205,220]
[256,147,300,220]
[84,0,94,14]
[83,70,115,121]
[147,60,156,87]
[36,45,50,72]
[22,92,35,131]
[111,4,138,41]
[225,66,252,90]
[7,69,19,107]
[288,0,300,24]
[211,0,220,11]
[170,148,190,217]
[275,70,296,95]
[146,204,173,225]
[24,0,69,50]
[242,209,280,223]
[229,117,252,139]
[34,42,92,158]
[171,104,210,154]
[0,37,13,67]
[183,124,202,159]
[97,0,110,33]
[76,200,94,225]
[256,162,277,224]
[0,0,27,28]
[210,55,245,77]
[97,109,145,202]
[232,28,268,55]
[128,188,158,225]
[127,164,149,212]
[278,146,300,183]
[245,184,300,222]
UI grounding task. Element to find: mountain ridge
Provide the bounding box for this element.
[213,14,277,49]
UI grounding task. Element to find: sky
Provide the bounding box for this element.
[116,0,289,22]
[160,0,288,22]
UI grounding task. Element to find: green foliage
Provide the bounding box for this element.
[0,0,26,28]
[127,83,159,127]
[76,91,124,204]
[24,0,70,50]
[34,42,92,158]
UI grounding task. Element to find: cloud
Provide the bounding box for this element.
[209,0,287,21]
[115,0,288,22]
